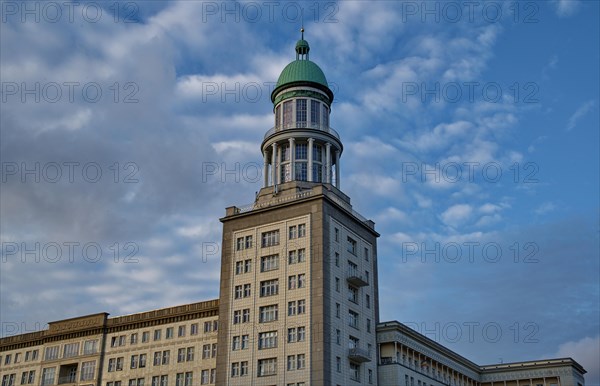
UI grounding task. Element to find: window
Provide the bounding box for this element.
[244,259,251,273]
[347,236,357,254]
[132,355,139,368]
[335,277,340,291]
[184,373,192,386]
[260,279,279,297]
[367,318,372,333]
[258,331,278,349]
[336,329,341,345]
[232,336,240,351]
[241,335,249,349]
[335,252,340,266]
[336,356,341,372]
[366,294,371,309]
[245,235,252,249]
[295,143,308,160]
[297,354,305,369]
[236,237,244,251]
[211,343,217,358]
[298,299,306,314]
[142,331,150,342]
[80,361,95,381]
[287,355,296,371]
[288,275,296,290]
[298,326,306,341]
[84,340,98,354]
[166,327,174,339]
[348,285,358,303]
[260,254,279,272]
[283,100,293,127]
[261,230,280,247]
[2,375,15,386]
[44,346,59,360]
[235,261,244,275]
[349,310,359,329]
[242,309,250,323]
[243,284,251,297]
[177,349,185,363]
[190,324,198,335]
[298,223,306,237]
[139,354,146,368]
[235,285,243,299]
[298,248,306,262]
[160,376,167,386]
[178,325,186,337]
[130,333,138,345]
[204,321,213,333]
[152,353,161,367]
[368,369,373,384]
[14,353,20,363]
[288,301,296,316]
[154,329,161,341]
[287,328,297,343]
[41,368,55,386]
[296,99,307,125]
[240,361,248,376]
[350,362,360,381]
[336,303,340,318]
[334,227,339,242]
[311,100,320,126]
[161,350,169,365]
[298,273,306,288]
[322,105,329,127]
[233,310,241,324]
[289,225,297,240]
[202,345,210,359]
[259,305,278,323]
[231,363,239,377]
[257,358,277,377]
[186,347,194,361]
[364,247,369,261]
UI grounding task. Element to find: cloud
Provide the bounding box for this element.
[440,204,473,227]
[553,335,600,385]
[553,0,581,17]
[535,202,556,215]
[566,100,596,131]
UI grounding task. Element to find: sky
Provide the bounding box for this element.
[1,0,599,382]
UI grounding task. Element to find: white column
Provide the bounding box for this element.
[335,149,340,188]
[263,151,269,187]
[289,137,295,181]
[271,143,277,186]
[325,142,331,184]
[308,138,314,182]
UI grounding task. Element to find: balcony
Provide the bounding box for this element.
[264,123,340,141]
[348,347,371,363]
[346,269,368,287]
[58,375,77,385]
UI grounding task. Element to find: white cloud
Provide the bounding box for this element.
[553,0,581,17]
[566,100,596,131]
[535,202,556,215]
[440,204,473,227]
[553,335,600,385]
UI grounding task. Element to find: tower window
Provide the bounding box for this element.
[295,162,307,181]
[275,104,281,129]
[311,100,320,127]
[283,101,293,127]
[295,143,307,159]
[296,99,307,125]
[322,105,329,128]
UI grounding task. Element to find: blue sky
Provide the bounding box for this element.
[1,0,598,382]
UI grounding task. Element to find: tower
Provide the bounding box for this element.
[216,31,380,385]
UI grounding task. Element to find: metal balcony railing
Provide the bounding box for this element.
[346,269,369,287]
[264,123,340,140]
[348,347,372,363]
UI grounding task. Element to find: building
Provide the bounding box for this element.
[0,33,587,386]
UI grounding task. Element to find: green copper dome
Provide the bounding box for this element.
[275,59,329,89]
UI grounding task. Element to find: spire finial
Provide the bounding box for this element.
[301,27,304,40]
